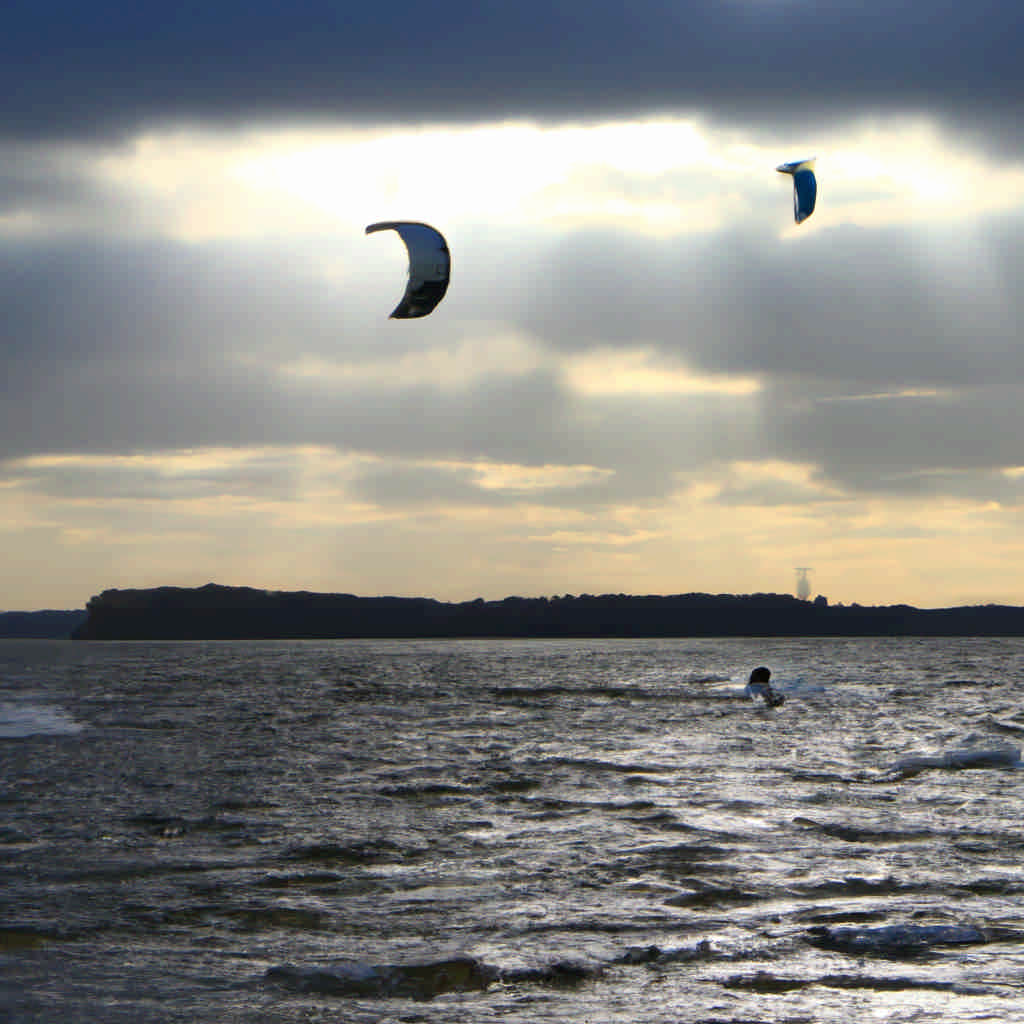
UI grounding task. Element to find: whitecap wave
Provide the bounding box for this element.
[891,742,1021,776]
[0,700,83,738]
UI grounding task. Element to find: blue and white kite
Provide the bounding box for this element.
[776,158,817,224]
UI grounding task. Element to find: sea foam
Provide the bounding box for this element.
[0,700,83,738]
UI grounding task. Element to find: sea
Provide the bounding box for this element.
[3,635,1024,1023]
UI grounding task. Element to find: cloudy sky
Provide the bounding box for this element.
[4,0,1024,610]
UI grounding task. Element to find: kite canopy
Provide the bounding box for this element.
[776,158,817,224]
[365,221,450,318]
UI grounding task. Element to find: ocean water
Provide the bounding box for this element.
[3,635,1024,1022]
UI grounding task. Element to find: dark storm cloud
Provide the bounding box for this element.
[2,1,1022,146]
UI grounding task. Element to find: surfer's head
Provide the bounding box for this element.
[749,666,771,684]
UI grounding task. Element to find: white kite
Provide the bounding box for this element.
[365,221,451,318]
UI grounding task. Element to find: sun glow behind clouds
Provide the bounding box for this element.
[230,119,715,227]
[809,119,1024,228]
[60,114,1024,246]
[3,115,1023,247]
[0,113,995,247]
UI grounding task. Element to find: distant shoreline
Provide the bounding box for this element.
[50,583,1024,640]
[0,609,87,639]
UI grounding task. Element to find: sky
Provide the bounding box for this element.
[3,1,1024,611]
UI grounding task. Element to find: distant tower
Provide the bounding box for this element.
[795,567,812,601]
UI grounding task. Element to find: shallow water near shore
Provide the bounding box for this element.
[3,635,1024,1022]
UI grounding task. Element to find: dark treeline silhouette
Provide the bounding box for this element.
[1,609,88,638]
[70,583,1024,640]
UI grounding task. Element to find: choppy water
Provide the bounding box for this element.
[3,636,1024,1022]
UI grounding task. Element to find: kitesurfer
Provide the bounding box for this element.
[747,666,785,707]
